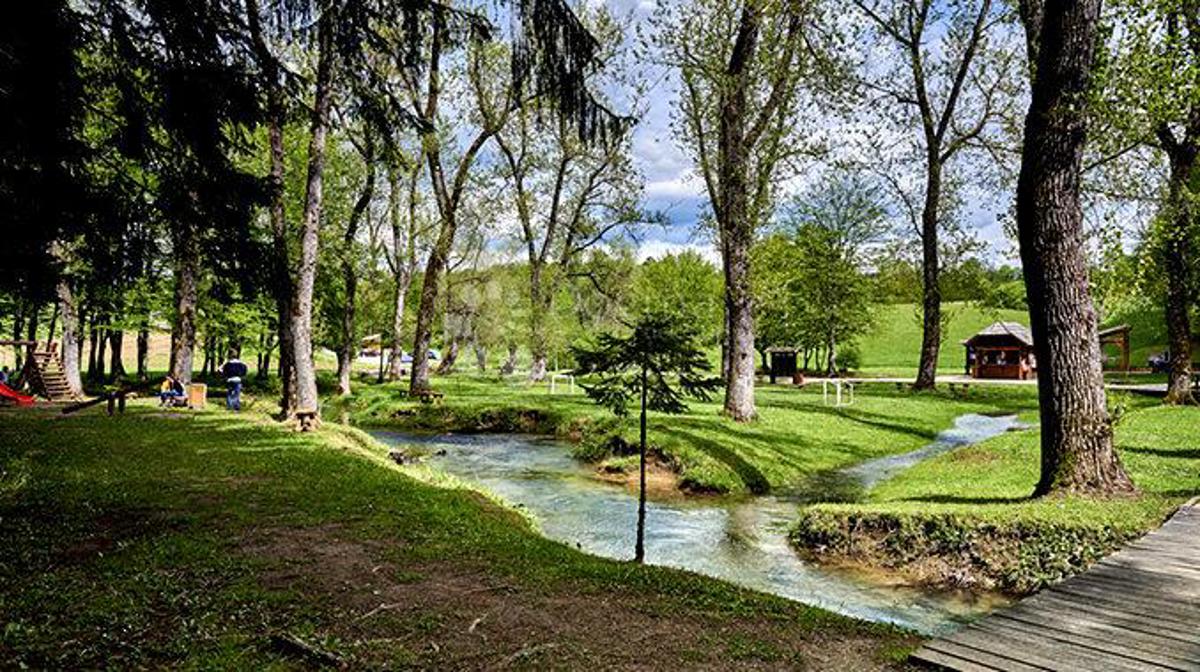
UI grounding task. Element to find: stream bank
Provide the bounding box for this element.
[370,414,1023,635]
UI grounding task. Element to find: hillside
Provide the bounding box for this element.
[854,302,1030,377]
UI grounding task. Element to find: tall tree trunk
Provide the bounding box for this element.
[410,226,451,392]
[914,159,943,389]
[717,5,762,422]
[437,335,460,374]
[56,276,83,396]
[86,320,98,381]
[337,135,375,396]
[386,166,413,381]
[249,0,296,415]
[290,8,335,426]
[826,328,838,377]
[474,341,487,372]
[500,343,518,374]
[1016,0,1135,496]
[95,324,108,381]
[387,281,409,380]
[170,222,199,385]
[528,268,549,381]
[136,327,149,382]
[108,329,125,381]
[1161,142,1197,405]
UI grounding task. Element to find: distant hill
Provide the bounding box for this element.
[855,301,1171,376]
[855,302,1031,376]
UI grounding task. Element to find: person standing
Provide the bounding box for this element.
[220,353,248,411]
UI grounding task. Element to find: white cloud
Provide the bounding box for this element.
[635,239,720,265]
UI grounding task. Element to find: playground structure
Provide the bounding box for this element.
[0,340,82,402]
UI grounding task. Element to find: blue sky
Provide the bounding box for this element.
[610,0,1020,266]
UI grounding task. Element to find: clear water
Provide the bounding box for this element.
[370,413,1022,635]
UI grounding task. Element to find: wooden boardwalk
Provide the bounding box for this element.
[912,502,1200,671]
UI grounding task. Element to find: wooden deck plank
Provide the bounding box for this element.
[939,623,1149,672]
[913,640,1048,672]
[1018,592,1198,642]
[912,503,1200,671]
[985,612,1200,670]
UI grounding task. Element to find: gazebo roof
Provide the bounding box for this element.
[963,321,1034,347]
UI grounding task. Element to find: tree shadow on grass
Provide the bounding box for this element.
[656,427,771,494]
[766,399,938,442]
[901,494,1031,505]
[1121,445,1200,460]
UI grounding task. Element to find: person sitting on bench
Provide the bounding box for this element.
[159,375,185,406]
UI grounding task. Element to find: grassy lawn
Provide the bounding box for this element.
[0,403,916,669]
[855,302,1029,377]
[818,403,1200,531]
[792,402,1200,593]
[334,376,1042,495]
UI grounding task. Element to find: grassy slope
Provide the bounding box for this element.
[337,377,1041,495]
[791,402,1200,593]
[855,302,1030,377]
[819,403,1200,531]
[0,403,915,669]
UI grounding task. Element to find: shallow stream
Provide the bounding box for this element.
[370,412,1022,635]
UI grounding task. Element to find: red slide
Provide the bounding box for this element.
[0,383,34,406]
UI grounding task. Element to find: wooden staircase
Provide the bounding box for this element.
[21,345,81,402]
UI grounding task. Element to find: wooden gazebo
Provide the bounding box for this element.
[963,322,1037,380]
[1098,324,1131,371]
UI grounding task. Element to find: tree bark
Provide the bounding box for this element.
[387,164,417,381]
[136,327,149,382]
[716,6,763,422]
[473,341,487,372]
[248,0,296,415]
[914,158,943,389]
[108,329,125,381]
[290,8,335,425]
[56,276,83,396]
[1016,0,1136,496]
[1160,137,1197,405]
[336,136,376,397]
[169,221,199,385]
[528,271,550,381]
[95,327,108,381]
[500,343,518,374]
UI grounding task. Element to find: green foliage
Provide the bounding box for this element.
[629,251,723,347]
[573,312,722,418]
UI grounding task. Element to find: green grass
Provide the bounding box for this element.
[0,403,914,669]
[820,402,1200,530]
[792,401,1200,593]
[335,375,1042,494]
[855,302,1030,377]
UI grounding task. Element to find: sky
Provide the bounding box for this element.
[607,0,1022,267]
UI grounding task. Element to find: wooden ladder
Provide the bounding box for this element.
[23,345,80,402]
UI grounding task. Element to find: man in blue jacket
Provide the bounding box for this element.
[220,354,249,411]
